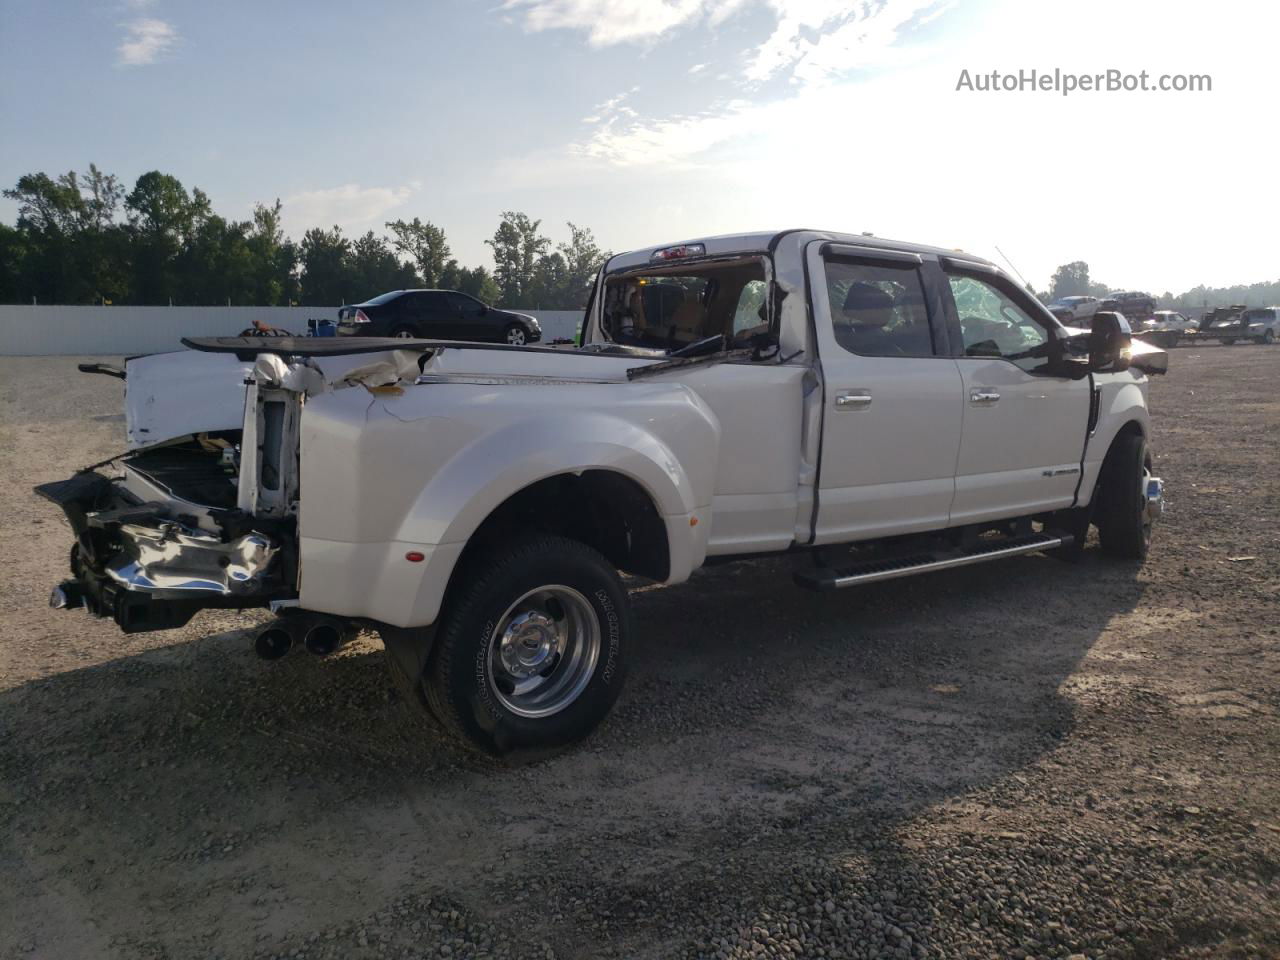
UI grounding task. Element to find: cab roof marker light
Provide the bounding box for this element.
[650,243,705,263]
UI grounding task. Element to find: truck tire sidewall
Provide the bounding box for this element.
[1097,433,1151,561]
[427,537,629,755]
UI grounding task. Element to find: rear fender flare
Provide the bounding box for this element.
[397,412,717,560]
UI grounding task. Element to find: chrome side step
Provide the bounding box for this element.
[794,532,1070,591]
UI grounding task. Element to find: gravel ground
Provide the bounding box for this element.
[1,346,1277,960]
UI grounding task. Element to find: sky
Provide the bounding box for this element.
[1,0,1276,295]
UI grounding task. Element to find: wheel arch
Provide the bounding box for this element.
[1081,413,1149,507]
[451,469,673,585]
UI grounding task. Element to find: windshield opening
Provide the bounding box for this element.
[600,258,769,353]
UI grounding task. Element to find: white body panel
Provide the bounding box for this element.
[295,352,721,626]
[950,357,1091,524]
[124,351,251,448]
[806,245,964,542]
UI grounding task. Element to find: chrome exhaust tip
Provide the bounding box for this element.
[254,623,295,660]
[303,620,347,657]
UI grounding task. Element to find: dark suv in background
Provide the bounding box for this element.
[337,290,542,345]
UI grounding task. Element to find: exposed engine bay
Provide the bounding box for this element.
[37,345,425,633]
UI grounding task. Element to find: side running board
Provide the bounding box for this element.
[793,532,1071,591]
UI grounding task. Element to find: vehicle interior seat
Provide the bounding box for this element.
[669,294,707,343]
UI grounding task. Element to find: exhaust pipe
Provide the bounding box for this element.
[303,618,349,657]
[254,622,295,660]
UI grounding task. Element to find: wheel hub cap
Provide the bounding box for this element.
[499,611,561,679]
[487,585,601,718]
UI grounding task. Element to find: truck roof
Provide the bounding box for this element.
[605,229,996,273]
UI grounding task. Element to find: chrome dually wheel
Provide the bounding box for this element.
[423,535,630,755]
[489,585,601,718]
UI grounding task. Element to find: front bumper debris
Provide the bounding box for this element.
[35,470,287,633]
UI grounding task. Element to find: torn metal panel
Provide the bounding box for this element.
[104,520,278,598]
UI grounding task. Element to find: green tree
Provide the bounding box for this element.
[125,172,210,303]
[246,200,299,305]
[299,226,352,305]
[351,231,419,298]
[486,211,550,305]
[0,223,27,303]
[556,222,609,308]
[1049,261,1091,300]
[3,166,130,303]
[528,251,569,309]
[386,217,450,286]
[457,264,501,304]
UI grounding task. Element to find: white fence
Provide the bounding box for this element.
[0,306,584,356]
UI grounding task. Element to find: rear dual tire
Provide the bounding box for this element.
[407,536,630,756]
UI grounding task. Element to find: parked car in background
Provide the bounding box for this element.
[1048,295,1099,321]
[1197,304,1251,344]
[337,290,541,345]
[1137,310,1197,347]
[1108,291,1158,325]
[1045,302,1076,323]
[1241,307,1280,344]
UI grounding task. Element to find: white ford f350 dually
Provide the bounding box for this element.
[39,230,1167,754]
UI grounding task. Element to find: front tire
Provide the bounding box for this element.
[1261,329,1275,345]
[425,536,629,755]
[504,324,528,346]
[1096,433,1154,561]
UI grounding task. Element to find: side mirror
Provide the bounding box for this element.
[1088,312,1131,371]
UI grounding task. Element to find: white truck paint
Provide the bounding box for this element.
[40,229,1167,755]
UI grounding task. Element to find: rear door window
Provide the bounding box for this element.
[823,259,938,358]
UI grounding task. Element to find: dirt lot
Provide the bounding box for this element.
[1,346,1277,960]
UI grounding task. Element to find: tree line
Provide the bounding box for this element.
[1044,260,1280,313]
[0,165,610,309]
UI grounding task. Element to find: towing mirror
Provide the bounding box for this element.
[1088,311,1131,372]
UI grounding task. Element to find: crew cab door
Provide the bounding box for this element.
[942,262,1091,524]
[809,244,964,543]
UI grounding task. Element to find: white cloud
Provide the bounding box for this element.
[575,0,945,163]
[117,17,178,66]
[743,0,949,86]
[280,182,419,237]
[501,0,749,46]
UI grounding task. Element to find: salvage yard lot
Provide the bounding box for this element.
[1,346,1277,960]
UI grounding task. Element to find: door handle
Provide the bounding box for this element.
[835,391,872,410]
[969,389,1001,404]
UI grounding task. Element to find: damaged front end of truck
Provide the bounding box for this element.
[36,339,424,633]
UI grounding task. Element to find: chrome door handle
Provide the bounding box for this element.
[969,389,1001,404]
[835,391,872,410]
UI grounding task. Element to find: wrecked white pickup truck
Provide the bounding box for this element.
[38,230,1167,755]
